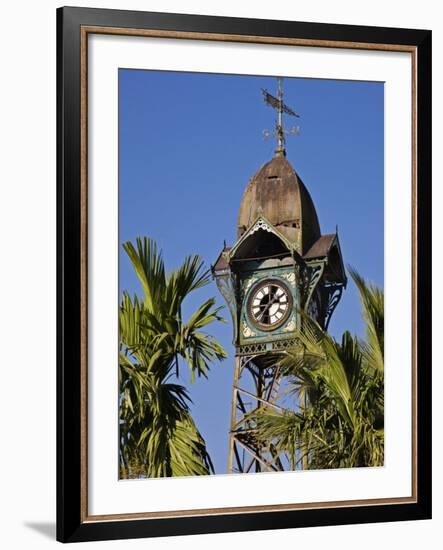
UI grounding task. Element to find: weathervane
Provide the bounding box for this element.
[262,77,300,156]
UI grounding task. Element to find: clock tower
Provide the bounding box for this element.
[212,79,347,473]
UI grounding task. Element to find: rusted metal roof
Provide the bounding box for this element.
[303,234,336,259]
[237,155,321,255]
[212,247,231,272]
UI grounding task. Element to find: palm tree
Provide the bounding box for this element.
[119,237,227,479]
[252,269,384,470]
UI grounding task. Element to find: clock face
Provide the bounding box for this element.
[247,279,293,331]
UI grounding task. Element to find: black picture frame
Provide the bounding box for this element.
[57,6,432,543]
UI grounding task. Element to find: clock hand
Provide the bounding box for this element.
[257,289,280,321]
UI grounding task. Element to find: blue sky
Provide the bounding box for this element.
[119,69,384,475]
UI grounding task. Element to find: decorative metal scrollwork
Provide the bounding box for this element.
[237,343,267,355]
[282,271,296,287]
[214,272,238,340]
[272,338,300,351]
[282,316,296,332]
[242,321,257,338]
[243,277,257,293]
[303,263,324,311]
[250,218,273,235]
[324,285,344,330]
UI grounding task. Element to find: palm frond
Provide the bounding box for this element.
[348,267,384,374]
[119,237,226,478]
[123,238,166,313]
[248,273,384,471]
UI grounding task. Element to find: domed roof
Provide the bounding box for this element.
[237,155,321,255]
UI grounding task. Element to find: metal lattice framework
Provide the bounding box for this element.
[228,353,289,473]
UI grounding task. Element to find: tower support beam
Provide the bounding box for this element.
[227,354,287,474]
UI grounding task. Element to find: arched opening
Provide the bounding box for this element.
[231,229,290,261]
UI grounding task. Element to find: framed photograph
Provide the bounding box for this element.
[57,6,432,543]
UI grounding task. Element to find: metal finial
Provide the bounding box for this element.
[262,77,300,157]
[276,77,284,155]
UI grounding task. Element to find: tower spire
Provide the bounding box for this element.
[262,77,300,157]
[276,77,284,156]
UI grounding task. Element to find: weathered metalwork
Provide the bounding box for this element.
[227,354,287,473]
[262,77,300,156]
[213,272,238,342]
[246,279,293,332]
[236,157,322,254]
[214,79,347,474]
[323,284,344,331]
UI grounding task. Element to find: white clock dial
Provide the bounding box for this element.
[247,279,292,330]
